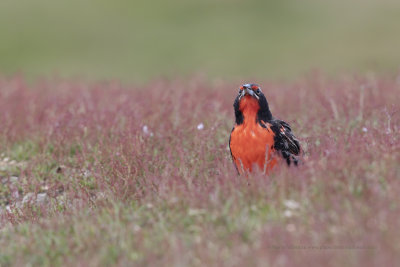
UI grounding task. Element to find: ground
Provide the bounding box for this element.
[0,75,399,266]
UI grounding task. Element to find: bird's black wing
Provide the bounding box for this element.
[269,119,301,165]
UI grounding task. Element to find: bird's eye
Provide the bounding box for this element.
[255,89,261,94]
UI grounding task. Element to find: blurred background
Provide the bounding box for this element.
[1,0,400,83]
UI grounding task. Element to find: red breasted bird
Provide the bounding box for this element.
[229,83,300,174]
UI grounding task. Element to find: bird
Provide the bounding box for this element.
[229,83,300,174]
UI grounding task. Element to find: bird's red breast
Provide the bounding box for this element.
[230,95,278,174]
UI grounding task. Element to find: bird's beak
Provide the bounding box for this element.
[243,88,259,100]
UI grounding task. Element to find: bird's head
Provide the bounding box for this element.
[234,83,272,124]
[238,83,262,101]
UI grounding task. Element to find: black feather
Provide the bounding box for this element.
[233,96,244,125]
[268,119,301,165]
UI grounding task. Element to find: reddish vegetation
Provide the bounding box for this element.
[0,74,399,266]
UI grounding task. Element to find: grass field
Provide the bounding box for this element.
[0,74,399,266]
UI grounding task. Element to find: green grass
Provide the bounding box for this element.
[1,0,400,82]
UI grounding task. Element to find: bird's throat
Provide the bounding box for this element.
[239,96,260,124]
